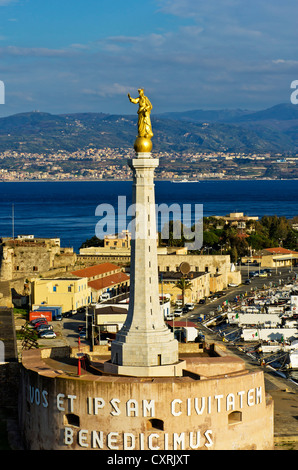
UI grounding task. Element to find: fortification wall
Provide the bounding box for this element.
[18,349,274,450]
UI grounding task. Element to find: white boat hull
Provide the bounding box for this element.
[289,351,298,369]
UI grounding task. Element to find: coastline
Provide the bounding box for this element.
[1,177,298,183]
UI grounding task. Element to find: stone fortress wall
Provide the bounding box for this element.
[18,345,274,451]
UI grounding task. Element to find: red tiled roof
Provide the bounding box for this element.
[71,262,121,279]
[88,272,130,290]
[265,247,298,255]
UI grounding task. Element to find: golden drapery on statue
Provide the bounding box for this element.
[128,88,153,153]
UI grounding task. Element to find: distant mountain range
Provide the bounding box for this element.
[0,103,297,154]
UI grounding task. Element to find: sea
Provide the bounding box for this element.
[1,178,298,383]
[0,179,297,252]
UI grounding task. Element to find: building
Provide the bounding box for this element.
[92,303,129,334]
[92,299,171,336]
[71,262,130,302]
[213,212,259,227]
[104,230,131,249]
[31,276,91,313]
[242,247,298,268]
[159,270,210,304]
[158,253,241,290]
[0,235,76,282]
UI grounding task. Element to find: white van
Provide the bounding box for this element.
[100,292,111,301]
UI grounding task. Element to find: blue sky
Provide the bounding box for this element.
[0,0,297,116]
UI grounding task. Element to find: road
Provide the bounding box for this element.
[183,265,298,325]
[39,266,298,348]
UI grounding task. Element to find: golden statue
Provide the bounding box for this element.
[128,88,153,152]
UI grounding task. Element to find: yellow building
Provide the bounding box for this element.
[241,247,298,268]
[31,276,91,313]
[159,271,210,304]
[104,230,131,249]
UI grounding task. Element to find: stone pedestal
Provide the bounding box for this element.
[105,152,182,376]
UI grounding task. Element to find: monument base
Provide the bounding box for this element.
[104,359,186,377]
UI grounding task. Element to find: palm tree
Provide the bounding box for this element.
[175,276,192,306]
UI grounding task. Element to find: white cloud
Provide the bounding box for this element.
[0,45,73,57]
[0,0,17,5]
[83,83,132,98]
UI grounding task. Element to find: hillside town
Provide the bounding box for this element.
[1,148,298,181]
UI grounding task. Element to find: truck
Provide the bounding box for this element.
[182,327,199,342]
[32,305,63,321]
[29,310,52,322]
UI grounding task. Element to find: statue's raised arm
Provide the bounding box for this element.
[128,93,139,105]
[128,89,153,140]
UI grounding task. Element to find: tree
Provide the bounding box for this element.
[175,277,192,306]
[79,235,104,249]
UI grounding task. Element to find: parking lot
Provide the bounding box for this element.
[27,310,89,349]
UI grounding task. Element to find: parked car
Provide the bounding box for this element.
[36,324,53,333]
[39,330,56,339]
[34,320,48,329]
[30,318,48,327]
[100,292,110,301]
[174,308,183,317]
[31,317,47,325]
[165,313,174,320]
[63,311,72,318]
[77,307,87,313]
[185,303,194,310]
[198,299,206,304]
[228,283,239,287]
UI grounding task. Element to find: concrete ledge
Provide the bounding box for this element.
[103,359,186,377]
[182,355,247,378]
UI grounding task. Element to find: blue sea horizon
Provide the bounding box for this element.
[0,179,297,252]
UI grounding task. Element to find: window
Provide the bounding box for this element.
[53,286,57,292]
[68,286,72,292]
[148,418,164,431]
[63,413,80,427]
[228,411,242,425]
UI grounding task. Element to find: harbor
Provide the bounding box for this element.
[182,267,298,449]
[190,266,298,385]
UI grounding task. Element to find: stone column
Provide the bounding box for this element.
[105,151,184,377]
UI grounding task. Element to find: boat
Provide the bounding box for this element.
[171,179,199,183]
[289,350,298,369]
[288,339,298,369]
